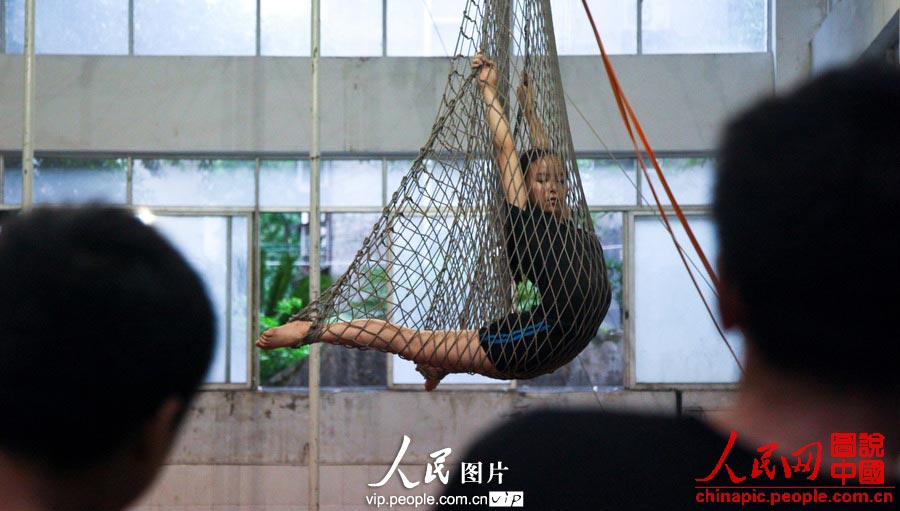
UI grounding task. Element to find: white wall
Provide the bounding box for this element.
[129,389,718,510]
[812,0,900,71]
[774,0,830,91]
[0,54,772,156]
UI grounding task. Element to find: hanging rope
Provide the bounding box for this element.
[579,0,743,374]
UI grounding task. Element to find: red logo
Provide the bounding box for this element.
[698,431,886,486]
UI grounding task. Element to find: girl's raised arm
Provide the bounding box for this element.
[473,53,528,209]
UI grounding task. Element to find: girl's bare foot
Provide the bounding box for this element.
[256,321,313,350]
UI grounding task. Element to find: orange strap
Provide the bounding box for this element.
[580,0,719,291]
[580,1,745,374]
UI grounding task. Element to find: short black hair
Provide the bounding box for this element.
[0,206,215,468]
[714,62,900,394]
[519,148,555,178]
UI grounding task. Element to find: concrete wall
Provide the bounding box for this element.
[774,0,829,91]
[0,54,771,156]
[128,389,734,511]
[811,0,900,72]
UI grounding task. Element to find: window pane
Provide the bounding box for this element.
[595,211,624,343]
[551,0,637,55]
[326,212,380,276]
[579,158,637,206]
[258,212,387,387]
[642,0,767,54]
[386,0,467,57]
[3,158,23,205]
[321,160,382,207]
[31,158,128,204]
[258,212,306,386]
[230,217,249,383]
[641,157,714,206]
[134,0,256,56]
[133,159,255,207]
[5,0,128,55]
[387,159,461,210]
[154,215,250,384]
[260,160,310,208]
[386,160,412,204]
[522,211,624,387]
[4,1,24,53]
[633,215,743,383]
[390,212,507,386]
[322,0,382,56]
[261,0,311,56]
[3,157,127,205]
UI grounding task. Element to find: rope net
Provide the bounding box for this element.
[290,0,611,381]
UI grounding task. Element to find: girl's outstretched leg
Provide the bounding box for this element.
[256,319,501,389]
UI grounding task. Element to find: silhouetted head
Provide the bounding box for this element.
[714,62,900,396]
[0,206,215,509]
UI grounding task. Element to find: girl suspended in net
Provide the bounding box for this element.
[257,54,611,390]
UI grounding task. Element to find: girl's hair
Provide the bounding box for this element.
[519,148,555,178]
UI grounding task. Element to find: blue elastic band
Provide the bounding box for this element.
[485,320,551,345]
